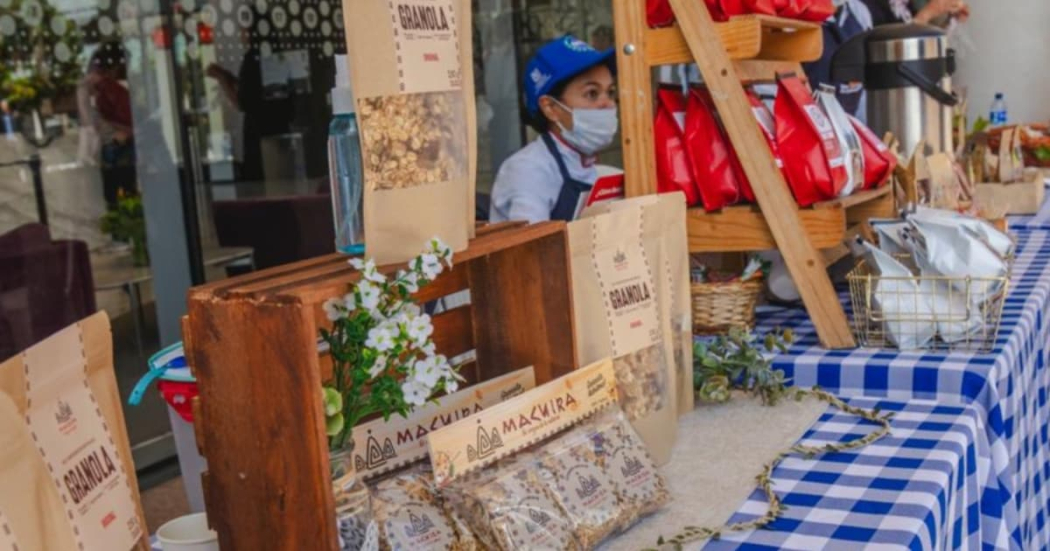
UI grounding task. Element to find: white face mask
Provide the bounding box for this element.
[550,98,618,156]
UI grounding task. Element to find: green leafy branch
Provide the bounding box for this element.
[649,388,893,550]
[693,328,795,406]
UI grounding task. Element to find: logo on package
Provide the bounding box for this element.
[355,434,397,472]
[395,3,451,32]
[575,475,602,499]
[467,426,503,462]
[404,512,435,538]
[621,455,645,478]
[613,248,628,269]
[804,105,833,134]
[563,36,595,53]
[55,399,74,425]
[526,509,552,533]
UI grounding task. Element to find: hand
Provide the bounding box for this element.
[915,0,969,24]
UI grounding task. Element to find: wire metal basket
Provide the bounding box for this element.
[846,255,1009,352]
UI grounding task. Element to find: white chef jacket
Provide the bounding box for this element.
[489,133,598,224]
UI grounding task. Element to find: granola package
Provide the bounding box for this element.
[582,193,694,417]
[343,0,475,264]
[371,467,478,551]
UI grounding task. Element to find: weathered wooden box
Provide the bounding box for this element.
[182,221,577,550]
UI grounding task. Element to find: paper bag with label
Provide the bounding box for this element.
[568,207,678,464]
[0,312,148,551]
[581,193,693,417]
[343,0,475,264]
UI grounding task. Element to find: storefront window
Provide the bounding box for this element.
[0,0,617,482]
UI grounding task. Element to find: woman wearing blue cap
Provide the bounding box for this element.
[489,35,618,223]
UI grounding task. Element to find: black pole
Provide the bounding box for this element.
[27,154,47,226]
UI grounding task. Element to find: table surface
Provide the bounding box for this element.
[753,229,1050,549]
[92,246,253,291]
[700,398,1014,551]
[148,399,1010,551]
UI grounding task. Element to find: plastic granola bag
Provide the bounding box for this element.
[371,467,478,550]
[568,206,679,464]
[344,0,475,264]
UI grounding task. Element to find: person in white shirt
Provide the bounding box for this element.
[489,35,617,223]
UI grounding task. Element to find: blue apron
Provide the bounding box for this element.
[542,133,593,221]
[804,4,867,115]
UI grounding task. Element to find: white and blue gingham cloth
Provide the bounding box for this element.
[1008,180,1050,231]
[703,398,1016,551]
[752,229,1050,549]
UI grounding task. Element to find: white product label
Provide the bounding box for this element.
[386,0,462,94]
[23,324,142,551]
[803,104,835,139]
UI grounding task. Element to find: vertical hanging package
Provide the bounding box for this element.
[581,194,693,417]
[344,1,475,264]
[0,313,149,551]
[568,206,679,464]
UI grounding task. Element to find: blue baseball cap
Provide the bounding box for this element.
[524,35,615,116]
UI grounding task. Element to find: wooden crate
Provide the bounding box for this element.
[181,221,577,551]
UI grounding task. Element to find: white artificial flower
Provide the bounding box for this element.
[342,292,356,311]
[444,378,459,393]
[368,354,388,378]
[365,325,395,352]
[348,258,366,270]
[401,380,430,406]
[322,298,343,321]
[407,314,433,346]
[357,281,382,312]
[401,303,422,318]
[419,253,443,280]
[420,342,437,357]
[362,259,386,283]
[413,356,441,388]
[430,237,454,268]
[399,270,420,293]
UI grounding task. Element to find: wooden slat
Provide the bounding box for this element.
[614,0,659,197]
[644,16,821,66]
[188,254,343,300]
[733,59,804,82]
[188,296,335,550]
[668,0,855,348]
[814,185,892,210]
[846,187,896,224]
[470,229,577,384]
[430,305,475,361]
[686,205,846,252]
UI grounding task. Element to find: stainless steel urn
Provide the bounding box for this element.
[834,24,958,158]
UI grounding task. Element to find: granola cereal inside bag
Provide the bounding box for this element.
[343,0,475,264]
[371,467,478,551]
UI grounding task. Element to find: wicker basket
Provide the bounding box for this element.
[691,279,763,335]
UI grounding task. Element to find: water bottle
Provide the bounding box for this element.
[329,55,365,254]
[989,93,1008,126]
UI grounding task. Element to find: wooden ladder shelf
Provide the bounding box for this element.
[614,3,894,349]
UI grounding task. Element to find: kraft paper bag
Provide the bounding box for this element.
[582,193,694,416]
[569,205,679,464]
[343,0,476,264]
[0,312,149,551]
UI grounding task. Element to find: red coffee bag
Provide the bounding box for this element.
[799,0,836,21]
[747,88,787,182]
[776,0,806,18]
[849,114,897,189]
[647,0,675,28]
[655,86,702,206]
[743,0,778,15]
[685,86,744,211]
[719,0,749,17]
[774,73,848,206]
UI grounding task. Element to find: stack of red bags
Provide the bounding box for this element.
[647,0,836,28]
[653,75,896,212]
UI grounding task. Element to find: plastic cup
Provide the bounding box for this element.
[156,513,219,551]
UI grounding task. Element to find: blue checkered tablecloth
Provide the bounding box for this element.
[1008,179,1050,231]
[701,398,1015,551]
[751,229,1050,549]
